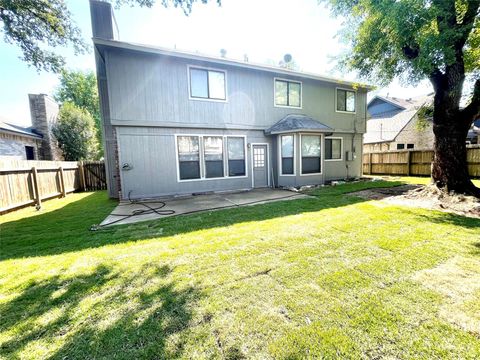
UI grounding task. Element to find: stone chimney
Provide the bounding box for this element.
[29,94,62,160]
[89,0,119,40]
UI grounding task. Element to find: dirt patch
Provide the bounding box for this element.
[350,185,480,218]
[413,257,480,334]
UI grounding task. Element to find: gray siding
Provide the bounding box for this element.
[105,49,367,133]
[368,98,400,117]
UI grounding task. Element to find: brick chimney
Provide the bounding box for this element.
[29,94,62,160]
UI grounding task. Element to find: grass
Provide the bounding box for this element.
[1,177,480,359]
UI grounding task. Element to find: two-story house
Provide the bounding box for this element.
[90,0,370,199]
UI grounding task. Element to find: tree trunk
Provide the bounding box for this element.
[431,121,479,197]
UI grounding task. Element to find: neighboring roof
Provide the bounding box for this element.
[0,121,42,139]
[364,94,432,144]
[264,114,333,135]
[93,38,373,90]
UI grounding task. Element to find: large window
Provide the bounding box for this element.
[336,89,355,112]
[281,135,294,175]
[227,137,246,176]
[204,136,224,178]
[189,67,226,100]
[177,136,200,180]
[325,138,342,160]
[301,135,321,174]
[275,79,301,107]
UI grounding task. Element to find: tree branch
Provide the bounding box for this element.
[461,78,480,124]
[458,0,480,49]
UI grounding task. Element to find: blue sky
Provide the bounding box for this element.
[0,0,432,126]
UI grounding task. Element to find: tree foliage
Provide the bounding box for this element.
[52,102,99,161]
[54,69,102,156]
[0,0,87,72]
[0,0,221,72]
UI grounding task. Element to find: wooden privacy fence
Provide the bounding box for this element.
[0,160,106,213]
[363,145,480,177]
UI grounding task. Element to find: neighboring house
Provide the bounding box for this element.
[467,119,480,144]
[89,1,371,199]
[364,94,434,153]
[0,94,62,160]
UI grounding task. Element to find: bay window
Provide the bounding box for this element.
[281,135,294,175]
[301,135,321,174]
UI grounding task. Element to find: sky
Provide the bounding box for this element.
[0,0,432,126]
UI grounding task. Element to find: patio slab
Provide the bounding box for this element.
[100,188,310,227]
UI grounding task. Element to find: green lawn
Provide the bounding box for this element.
[1,178,480,359]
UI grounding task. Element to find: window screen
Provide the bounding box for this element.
[177,136,200,180]
[204,136,224,178]
[227,137,245,176]
[190,67,226,100]
[336,89,355,112]
[301,135,321,174]
[275,79,301,107]
[325,138,342,160]
[281,135,294,175]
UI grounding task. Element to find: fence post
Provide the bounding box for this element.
[78,161,86,192]
[406,150,411,176]
[368,153,373,175]
[31,167,41,210]
[59,166,66,197]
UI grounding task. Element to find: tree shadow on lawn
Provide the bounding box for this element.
[0,263,201,359]
[1,190,369,261]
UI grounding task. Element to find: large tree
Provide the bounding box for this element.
[0,0,217,73]
[54,69,102,155]
[322,0,480,196]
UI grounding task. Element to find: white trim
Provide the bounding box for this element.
[273,77,302,109]
[187,65,228,103]
[335,87,356,114]
[250,143,270,188]
[324,136,344,162]
[174,134,248,183]
[278,133,296,176]
[299,133,324,176]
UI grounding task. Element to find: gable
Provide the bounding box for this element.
[367,97,404,117]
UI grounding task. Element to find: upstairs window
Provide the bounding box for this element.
[336,88,355,112]
[280,135,294,175]
[189,67,226,100]
[325,138,342,160]
[275,79,301,107]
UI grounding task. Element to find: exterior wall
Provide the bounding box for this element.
[274,132,363,188]
[105,48,367,134]
[0,132,41,159]
[116,126,272,199]
[367,98,401,117]
[29,94,62,160]
[391,115,434,150]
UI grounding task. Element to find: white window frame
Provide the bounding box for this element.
[299,133,323,176]
[274,77,302,109]
[174,134,247,182]
[187,65,228,103]
[278,134,296,176]
[250,142,270,188]
[324,136,343,162]
[335,87,356,114]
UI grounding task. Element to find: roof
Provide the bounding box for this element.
[364,94,432,144]
[264,114,333,135]
[93,37,373,90]
[0,121,42,139]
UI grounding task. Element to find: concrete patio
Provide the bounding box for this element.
[100,188,310,227]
